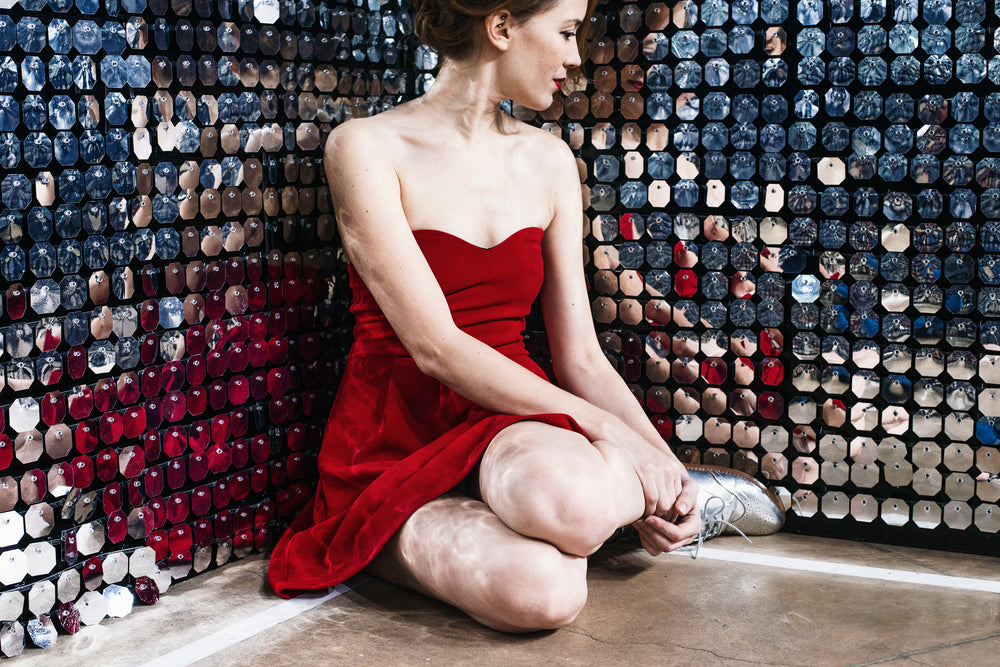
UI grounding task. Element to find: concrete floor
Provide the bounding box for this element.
[16,533,1000,666]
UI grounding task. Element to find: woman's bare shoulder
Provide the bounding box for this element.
[324,114,396,159]
[509,121,576,170]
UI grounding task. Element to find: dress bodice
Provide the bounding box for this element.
[348,226,545,358]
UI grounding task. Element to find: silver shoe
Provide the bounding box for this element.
[687,464,785,548]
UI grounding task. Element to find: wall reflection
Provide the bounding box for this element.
[0,0,397,654]
[502,0,1000,548]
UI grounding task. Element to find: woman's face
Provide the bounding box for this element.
[500,0,587,110]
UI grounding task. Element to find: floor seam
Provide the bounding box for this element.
[846,630,1000,666]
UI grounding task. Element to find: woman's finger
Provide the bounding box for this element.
[674,476,700,516]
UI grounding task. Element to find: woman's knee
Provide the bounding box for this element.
[483,426,624,555]
[534,459,623,554]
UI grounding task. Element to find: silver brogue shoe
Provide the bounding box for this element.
[687,464,785,541]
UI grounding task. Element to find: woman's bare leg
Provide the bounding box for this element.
[366,421,657,631]
[367,494,588,633]
[477,421,647,556]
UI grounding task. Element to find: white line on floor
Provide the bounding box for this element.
[140,575,371,667]
[673,546,1000,594]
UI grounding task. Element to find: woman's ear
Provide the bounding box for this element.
[484,11,512,51]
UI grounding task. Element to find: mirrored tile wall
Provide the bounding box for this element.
[493,0,1000,553]
[0,0,408,653]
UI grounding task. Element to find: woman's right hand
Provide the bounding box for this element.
[598,420,702,554]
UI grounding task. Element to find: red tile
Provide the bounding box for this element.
[268,337,288,364]
[213,478,231,509]
[141,333,159,365]
[189,452,208,482]
[185,325,206,355]
[251,464,268,493]
[134,577,159,605]
[143,467,164,499]
[68,385,94,420]
[99,412,124,444]
[193,517,213,545]
[162,362,186,391]
[186,385,207,416]
[211,415,230,444]
[205,291,226,319]
[231,471,250,500]
[167,492,189,523]
[42,390,67,425]
[208,444,232,474]
[163,427,188,458]
[93,378,118,412]
[250,371,268,400]
[147,497,166,529]
[206,349,228,377]
[163,391,187,422]
[141,367,162,397]
[227,376,250,404]
[143,430,161,462]
[166,459,187,490]
[0,435,12,471]
[147,529,169,561]
[286,424,305,451]
[759,391,784,419]
[192,486,212,517]
[186,354,207,385]
[117,372,140,405]
[231,408,249,437]
[214,510,232,538]
[123,408,147,439]
[248,339,269,367]
[140,299,159,331]
[232,438,249,468]
[107,510,128,543]
[127,479,146,507]
[268,396,288,424]
[102,482,122,513]
[74,421,98,455]
[144,398,163,429]
[96,448,118,482]
[58,602,81,634]
[6,283,26,319]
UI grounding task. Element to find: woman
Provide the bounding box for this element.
[269,0,781,632]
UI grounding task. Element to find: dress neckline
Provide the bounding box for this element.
[411,226,543,250]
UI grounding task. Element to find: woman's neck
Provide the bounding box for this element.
[414,58,511,140]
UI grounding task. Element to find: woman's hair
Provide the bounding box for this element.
[411,0,596,61]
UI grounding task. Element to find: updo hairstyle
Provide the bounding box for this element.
[411,0,560,60]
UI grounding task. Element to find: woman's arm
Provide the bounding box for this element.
[539,139,701,553]
[539,144,677,458]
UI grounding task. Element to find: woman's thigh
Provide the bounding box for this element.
[477,421,645,557]
[366,493,587,633]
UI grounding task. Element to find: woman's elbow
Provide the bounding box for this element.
[408,337,453,380]
[553,350,613,388]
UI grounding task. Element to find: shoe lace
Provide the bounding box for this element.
[688,491,752,560]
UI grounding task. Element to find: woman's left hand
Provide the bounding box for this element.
[630,476,702,556]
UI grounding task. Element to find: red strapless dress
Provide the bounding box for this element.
[268,226,586,596]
